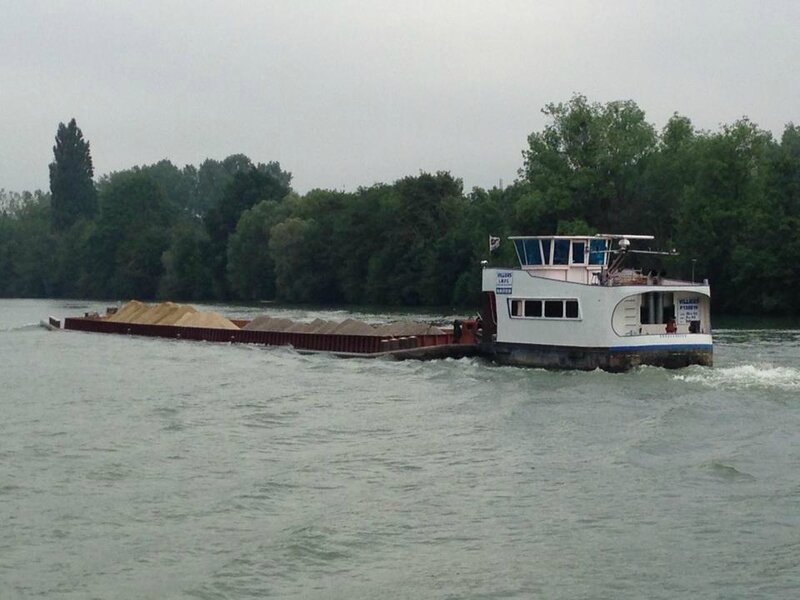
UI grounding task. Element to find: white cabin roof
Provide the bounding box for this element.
[508,234,655,241]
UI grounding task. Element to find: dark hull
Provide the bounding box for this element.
[485,341,713,372]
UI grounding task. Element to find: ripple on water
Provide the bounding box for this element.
[5,300,800,599]
[702,460,757,482]
[85,463,133,482]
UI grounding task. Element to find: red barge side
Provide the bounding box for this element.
[61,316,479,361]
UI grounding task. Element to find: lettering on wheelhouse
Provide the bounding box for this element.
[495,271,513,295]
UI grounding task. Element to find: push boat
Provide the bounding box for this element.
[479,234,713,371]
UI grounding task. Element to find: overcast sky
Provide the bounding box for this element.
[1,0,798,194]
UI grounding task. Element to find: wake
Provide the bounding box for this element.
[674,363,800,391]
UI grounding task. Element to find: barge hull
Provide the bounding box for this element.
[486,341,713,372]
[63,317,476,359]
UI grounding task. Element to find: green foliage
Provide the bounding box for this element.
[0,193,55,296]
[49,119,97,231]
[673,119,775,312]
[522,95,657,232]
[3,106,800,315]
[51,219,96,297]
[226,199,289,300]
[158,218,212,301]
[91,170,176,298]
[205,164,292,299]
[363,172,465,305]
[268,217,325,303]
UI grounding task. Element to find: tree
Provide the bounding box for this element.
[226,199,289,300]
[637,114,698,243]
[674,119,775,312]
[136,160,198,214]
[49,119,97,231]
[91,170,176,298]
[0,192,56,296]
[158,219,212,301]
[205,164,292,298]
[357,172,464,305]
[269,217,323,302]
[521,95,657,232]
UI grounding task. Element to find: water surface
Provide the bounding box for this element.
[1,300,799,599]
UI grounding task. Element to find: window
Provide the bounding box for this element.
[540,239,551,265]
[509,298,580,319]
[513,240,525,264]
[525,300,542,317]
[514,239,543,266]
[589,239,607,265]
[571,241,586,264]
[565,300,579,318]
[553,240,570,265]
[524,239,542,265]
[544,300,563,318]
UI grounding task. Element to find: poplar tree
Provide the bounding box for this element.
[49,118,97,230]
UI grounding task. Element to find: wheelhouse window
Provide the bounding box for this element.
[512,237,603,269]
[571,241,586,264]
[524,239,542,265]
[589,239,607,265]
[513,239,543,266]
[540,239,552,265]
[553,240,570,265]
[508,298,580,320]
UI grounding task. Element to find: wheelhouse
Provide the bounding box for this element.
[510,235,616,284]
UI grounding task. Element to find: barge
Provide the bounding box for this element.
[55,307,479,361]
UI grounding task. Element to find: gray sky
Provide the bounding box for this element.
[2,0,798,194]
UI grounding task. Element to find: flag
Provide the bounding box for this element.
[489,236,501,252]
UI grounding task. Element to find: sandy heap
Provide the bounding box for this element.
[107,301,238,330]
[137,302,197,325]
[243,316,294,332]
[107,300,150,323]
[242,314,444,337]
[157,303,197,325]
[330,318,379,335]
[173,311,239,330]
[373,322,446,336]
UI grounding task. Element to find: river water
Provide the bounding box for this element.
[1,299,799,599]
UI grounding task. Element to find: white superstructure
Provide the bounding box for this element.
[480,235,713,370]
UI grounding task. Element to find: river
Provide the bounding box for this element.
[1,299,799,599]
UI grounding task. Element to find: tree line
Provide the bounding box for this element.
[1,96,799,315]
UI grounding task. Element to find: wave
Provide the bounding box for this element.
[0,322,44,333]
[705,460,756,481]
[674,364,800,391]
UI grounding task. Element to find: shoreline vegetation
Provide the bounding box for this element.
[2,95,799,316]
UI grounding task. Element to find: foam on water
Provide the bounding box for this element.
[674,363,800,391]
[0,322,42,332]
